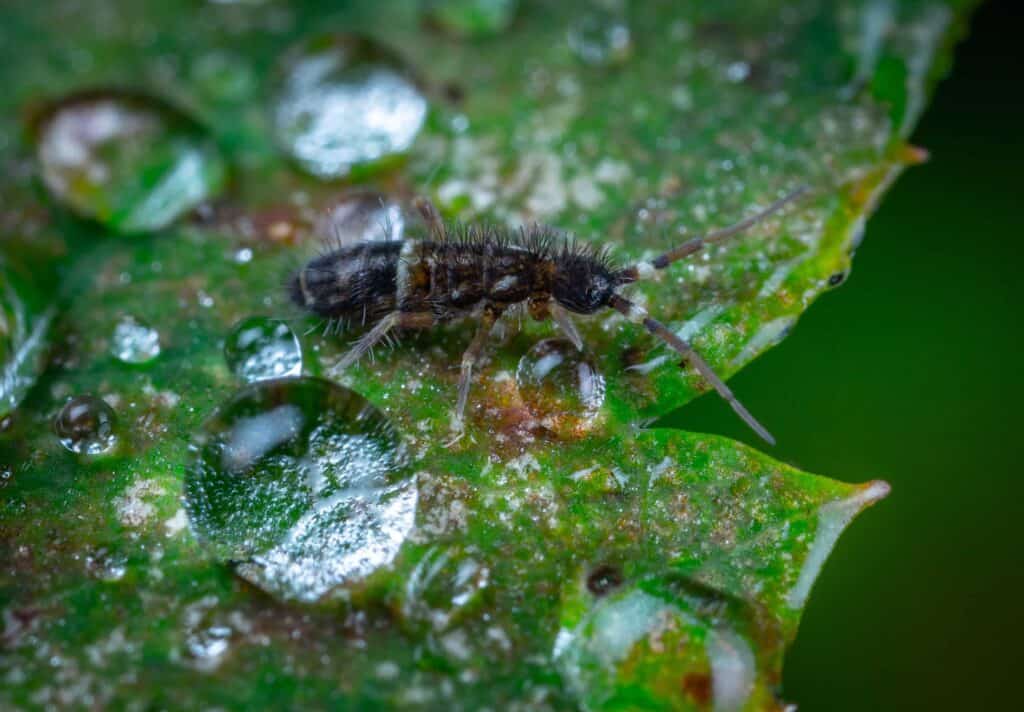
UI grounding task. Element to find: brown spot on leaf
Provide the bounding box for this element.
[682,673,712,706]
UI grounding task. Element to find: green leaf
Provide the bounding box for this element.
[0,0,972,709]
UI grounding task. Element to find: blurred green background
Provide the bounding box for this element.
[667,0,1022,707]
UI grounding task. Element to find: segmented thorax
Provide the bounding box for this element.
[399,240,553,321]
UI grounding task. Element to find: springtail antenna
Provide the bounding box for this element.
[620,186,809,281]
[609,295,776,446]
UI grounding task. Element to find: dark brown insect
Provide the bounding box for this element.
[289,188,807,443]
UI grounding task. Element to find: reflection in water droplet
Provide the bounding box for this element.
[34,90,226,233]
[425,0,519,38]
[184,378,415,602]
[567,9,632,67]
[224,317,302,383]
[54,395,117,455]
[317,191,405,247]
[555,575,776,712]
[272,34,428,180]
[110,315,161,364]
[516,338,605,436]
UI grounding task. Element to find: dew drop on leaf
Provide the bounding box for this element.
[53,395,117,455]
[567,8,632,67]
[424,0,519,38]
[516,338,605,437]
[554,574,782,712]
[271,34,428,180]
[223,317,302,383]
[317,191,405,247]
[33,90,227,233]
[184,377,416,602]
[110,315,161,364]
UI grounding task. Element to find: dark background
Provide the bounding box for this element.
[668,0,1023,708]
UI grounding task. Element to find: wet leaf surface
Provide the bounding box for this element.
[0,0,972,709]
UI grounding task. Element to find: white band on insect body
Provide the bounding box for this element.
[395,239,417,305]
[634,261,657,279]
[298,266,314,306]
[625,301,648,323]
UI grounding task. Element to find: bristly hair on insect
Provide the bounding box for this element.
[288,187,809,444]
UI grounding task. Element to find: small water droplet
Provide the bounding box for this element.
[185,625,233,670]
[271,34,428,180]
[184,377,416,602]
[224,317,302,382]
[54,395,117,455]
[725,61,751,83]
[110,315,161,364]
[85,548,127,581]
[425,0,519,38]
[567,9,632,67]
[516,338,605,436]
[33,90,227,233]
[317,191,405,247]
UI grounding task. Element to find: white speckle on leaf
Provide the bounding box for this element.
[164,508,189,537]
[116,479,165,527]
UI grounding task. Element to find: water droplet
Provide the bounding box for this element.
[54,395,117,455]
[85,548,127,581]
[567,9,632,67]
[110,315,161,364]
[516,338,605,436]
[184,377,416,602]
[181,597,236,672]
[185,624,233,671]
[271,34,428,180]
[425,0,519,38]
[317,191,405,247]
[224,317,302,382]
[555,574,780,711]
[33,90,227,233]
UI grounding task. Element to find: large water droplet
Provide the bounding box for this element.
[555,574,780,711]
[516,338,605,437]
[33,90,227,233]
[271,34,428,180]
[54,395,117,455]
[184,377,416,602]
[223,317,302,383]
[567,9,632,67]
[110,315,161,364]
[1,258,53,417]
[317,191,405,247]
[425,0,519,38]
